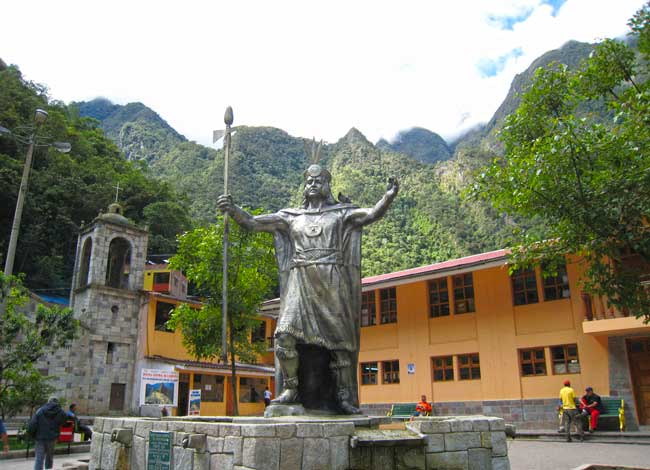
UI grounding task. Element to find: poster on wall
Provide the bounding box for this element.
[140,369,179,407]
[188,389,201,415]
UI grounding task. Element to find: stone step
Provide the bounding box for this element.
[351,429,425,448]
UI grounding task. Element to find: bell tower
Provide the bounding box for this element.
[67,202,149,414]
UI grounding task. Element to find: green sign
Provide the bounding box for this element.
[147,431,172,470]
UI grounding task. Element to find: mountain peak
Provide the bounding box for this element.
[340,127,372,147]
[379,127,452,164]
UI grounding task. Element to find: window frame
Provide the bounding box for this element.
[453,273,476,314]
[431,355,454,382]
[512,268,539,306]
[550,344,580,375]
[381,360,400,384]
[458,353,481,380]
[361,291,377,327]
[428,278,450,318]
[542,264,571,301]
[519,347,547,377]
[379,287,397,324]
[154,301,175,332]
[360,362,379,385]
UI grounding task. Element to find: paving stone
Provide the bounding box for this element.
[349,447,372,470]
[372,447,395,470]
[468,448,491,470]
[492,456,511,470]
[131,436,146,469]
[297,423,324,437]
[194,451,210,470]
[396,446,425,470]
[93,417,104,433]
[211,453,234,470]
[491,432,507,457]
[152,420,169,431]
[445,432,481,451]
[471,419,490,432]
[427,420,452,433]
[323,422,355,437]
[89,433,103,470]
[280,438,303,470]
[194,422,219,436]
[423,433,444,452]
[242,437,280,470]
[241,424,277,437]
[274,423,296,438]
[207,436,224,453]
[172,446,193,470]
[426,450,469,470]
[224,436,243,465]
[329,435,350,470]
[302,437,330,470]
[170,421,197,433]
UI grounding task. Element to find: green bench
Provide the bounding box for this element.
[387,403,431,419]
[564,397,625,431]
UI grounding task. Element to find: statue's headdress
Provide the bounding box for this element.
[303,138,331,182]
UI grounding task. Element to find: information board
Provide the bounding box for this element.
[188,389,201,415]
[147,431,172,470]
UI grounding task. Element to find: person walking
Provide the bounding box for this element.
[263,387,272,407]
[559,380,583,442]
[580,386,605,432]
[28,396,67,470]
[0,417,9,455]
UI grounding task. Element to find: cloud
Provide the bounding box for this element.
[0,0,644,147]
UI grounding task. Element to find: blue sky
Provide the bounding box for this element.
[0,0,644,145]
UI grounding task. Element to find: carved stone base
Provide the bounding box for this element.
[264,403,306,418]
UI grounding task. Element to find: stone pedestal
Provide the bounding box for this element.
[89,415,510,470]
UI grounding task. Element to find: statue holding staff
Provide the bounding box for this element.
[217,145,398,415]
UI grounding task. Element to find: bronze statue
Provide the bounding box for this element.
[217,154,398,415]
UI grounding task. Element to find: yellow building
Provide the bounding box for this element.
[353,249,649,429]
[134,264,277,416]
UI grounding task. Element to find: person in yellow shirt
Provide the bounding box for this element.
[558,380,584,442]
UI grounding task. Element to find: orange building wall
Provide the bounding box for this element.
[358,259,610,405]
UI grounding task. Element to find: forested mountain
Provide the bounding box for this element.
[376,127,452,164]
[0,37,604,291]
[0,63,191,291]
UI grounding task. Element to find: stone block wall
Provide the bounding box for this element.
[90,416,510,470]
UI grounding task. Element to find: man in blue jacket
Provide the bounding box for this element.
[28,397,68,470]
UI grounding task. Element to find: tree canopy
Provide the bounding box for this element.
[473,3,650,319]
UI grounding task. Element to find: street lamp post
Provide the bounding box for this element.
[1,109,71,277]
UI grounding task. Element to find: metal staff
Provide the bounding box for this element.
[214,106,234,363]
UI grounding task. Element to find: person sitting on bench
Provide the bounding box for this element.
[580,387,604,432]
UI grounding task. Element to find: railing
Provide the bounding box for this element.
[581,291,625,321]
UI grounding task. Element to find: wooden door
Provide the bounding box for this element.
[109,383,126,411]
[627,337,650,425]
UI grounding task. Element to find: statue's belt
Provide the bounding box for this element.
[291,248,342,267]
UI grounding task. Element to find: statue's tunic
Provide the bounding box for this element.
[269,204,362,352]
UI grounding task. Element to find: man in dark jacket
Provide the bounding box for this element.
[580,386,605,432]
[28,397,67,470]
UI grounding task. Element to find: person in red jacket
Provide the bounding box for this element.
[415,395,432,416]
[580,387,605,432]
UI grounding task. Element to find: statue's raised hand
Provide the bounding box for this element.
[217,194,236,214]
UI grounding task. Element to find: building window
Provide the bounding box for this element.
[193,374,224,402]
[432,356,454,381]
[155,301,175,332]
[512,268,539,306]
[428,278,450,318]
[105,237,131,289]
[550,344,580,374]
[360,362,378,385]
[543,264,570,301]
[453,273,475,314]
[361,291,376,326]
[239,377,266,403]
[458,353,481,380]
[519,348,547,376]
[380,287,397,324]
[251,320,266,343]
[382,360,400,384]
[106,342,115,365]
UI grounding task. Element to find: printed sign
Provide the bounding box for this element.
[140,369,179,406]
[148,431,172,470]
[188,389,201,416]
[407,363,416,375]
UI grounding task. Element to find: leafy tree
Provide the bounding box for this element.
[0,274,78,419]
[473,3,650,320]
[168,213,276,415]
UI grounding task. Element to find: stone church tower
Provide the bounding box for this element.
[62,202,148,414]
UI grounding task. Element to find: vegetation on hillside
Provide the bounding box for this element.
[474,3,650,319]
[0,63,191,290]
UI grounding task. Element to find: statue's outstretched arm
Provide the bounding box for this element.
[347,177,399,227]
[216,194,287,232]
